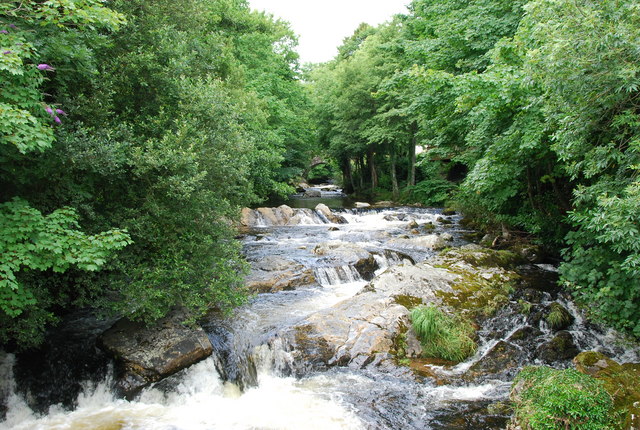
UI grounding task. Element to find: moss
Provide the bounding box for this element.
[573,351,640,429]
[393,294,423,309]
[511,366,616,430]
[434,264,517,318]
[440,247,522,269]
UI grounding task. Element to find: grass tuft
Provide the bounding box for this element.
[410,304,477,362]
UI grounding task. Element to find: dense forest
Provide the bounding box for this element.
[1,0,639,351]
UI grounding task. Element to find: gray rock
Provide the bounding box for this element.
[98,310,213,398]
[304,189,322,198]
[354,202,371,208]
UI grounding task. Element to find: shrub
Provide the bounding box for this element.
[511,366,616,430]
[410,305,477,362]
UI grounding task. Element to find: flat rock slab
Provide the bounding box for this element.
[98,311,213,398]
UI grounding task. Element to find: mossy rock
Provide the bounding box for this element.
[545,302,574,331]
[440,247,522,269]
[434,263,518,319]
[573,351,640,429]
[535,331,579,364]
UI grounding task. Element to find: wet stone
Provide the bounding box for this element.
[535,330,579,363]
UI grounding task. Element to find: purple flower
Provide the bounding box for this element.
[0,30,8,34]
[9,24,17,29]
[54,116,61,124]
[45,106,54,115]
[2,50,11,55]
[55,108,67,115]
[37,63,54,71]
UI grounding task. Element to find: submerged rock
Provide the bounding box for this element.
[98,310,213,399]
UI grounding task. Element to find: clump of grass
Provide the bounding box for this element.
[518,299,532,315]
[410,305,477,362]
[511,366,616,430]
[546,302,574,330]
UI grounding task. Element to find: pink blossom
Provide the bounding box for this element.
[55,108,67,115]
[37,64,54,71]
[54,116,61,124]
[2,51,11,55]
[45,106,54,115]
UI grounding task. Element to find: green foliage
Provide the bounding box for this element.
[410,304,477,362]
[1,0,314,348]
[511,366,616,430]
[0,198,130,317]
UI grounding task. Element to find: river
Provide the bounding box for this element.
[1,194,638,429]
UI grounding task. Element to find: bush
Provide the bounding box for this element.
[410,305,477,362]
[511,366,616,430]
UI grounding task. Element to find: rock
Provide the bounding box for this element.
[353,255,380,281]
[328,226,339,231]
[442,209,456,216]
[315,203,348,224]
[252,255,302,272]
[279,292,409,374]
[386,234,447,250]
[246,269,316,293]
[573,351,640,429]
[374,201,394,207]
[304,189,322,198]
[315,203,332,218]
[313,241,371,264]
[535,331,579,363]
[407,220,419,229]
[354,202,371,208]
[295,182,309,193]
[98,310,213,398]
[371,262,458,303]
[465,341,526,382]
[410,229,420,235]
[437,217,453,225]
[544,302,574,330]
[441,233,454,241]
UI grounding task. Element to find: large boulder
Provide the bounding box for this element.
[98,310,213,398]
[245,256,315,293]
[279,291,409,374]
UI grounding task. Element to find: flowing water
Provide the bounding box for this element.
[1,203,638,430]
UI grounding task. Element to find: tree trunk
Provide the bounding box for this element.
[408,123,417,187]
[357,156,365,190]
[391,151,399,201]
[342,158,355,194]
[367,148,378,191]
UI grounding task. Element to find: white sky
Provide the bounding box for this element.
[248,0,409,64]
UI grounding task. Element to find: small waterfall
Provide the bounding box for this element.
[314,265,363,286]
